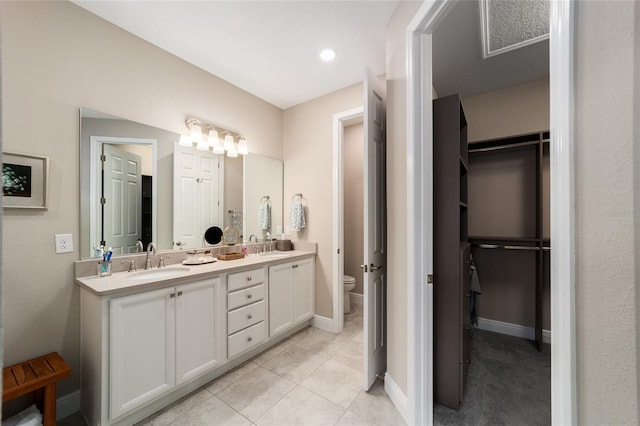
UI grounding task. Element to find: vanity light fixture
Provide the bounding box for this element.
[183,118,248,157]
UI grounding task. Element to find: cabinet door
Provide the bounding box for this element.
[176,278,222,385]
[293,258,315,324]
[269,262,294,336]
[110,288,175,420]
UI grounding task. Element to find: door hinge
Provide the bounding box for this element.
[100,154,106,162]
[337,248,340,254]
[100,197,106,205]
[427,274,434,284]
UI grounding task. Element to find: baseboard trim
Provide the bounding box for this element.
[57,389,81,420]
[312,314,336,333]
[383,372,409,424]
[349,292,363,305]
[476,317,551,344]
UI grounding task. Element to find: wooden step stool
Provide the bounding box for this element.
[3,352,71,426]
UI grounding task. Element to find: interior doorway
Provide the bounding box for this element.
[405,1,576,425]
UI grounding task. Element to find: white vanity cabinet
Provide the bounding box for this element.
[108,277,224,420]
[269,258,315,336]
[226,268,268,358]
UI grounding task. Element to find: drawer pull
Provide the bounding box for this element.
[247,294,253,299]
[247,314,253,319]
[177,291,183,297]
[247,336,253,342]
[247,276,252,281]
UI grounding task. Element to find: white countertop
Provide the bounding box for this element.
[75,250,315,296]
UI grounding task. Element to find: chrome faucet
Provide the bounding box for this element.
[263,232,274,253]
[135,239,144,253]
[145,242,156,270]
[249,234,257,242]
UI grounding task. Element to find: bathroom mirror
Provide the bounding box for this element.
[79,108,284,259]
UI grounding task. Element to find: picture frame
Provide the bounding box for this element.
[3,152,49,209]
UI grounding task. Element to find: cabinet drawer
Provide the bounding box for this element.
[228,321,266,358]
[228,300,266,335]
[228,268,265,292]
[228,284,265,310]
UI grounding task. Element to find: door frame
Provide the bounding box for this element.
[332,106,365,333]
[89,136,157,255]
[405,1,577,425]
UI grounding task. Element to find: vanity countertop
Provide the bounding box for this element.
[75,250,315,296]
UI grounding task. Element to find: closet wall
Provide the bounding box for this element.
[462,77,550,331]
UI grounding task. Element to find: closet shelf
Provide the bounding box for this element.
[469,236,539,243]
[469,140,539,153]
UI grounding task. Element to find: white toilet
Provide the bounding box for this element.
[343,275,356,313]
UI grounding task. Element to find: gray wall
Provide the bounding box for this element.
[344,123,364,295]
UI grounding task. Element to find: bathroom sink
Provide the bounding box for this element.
[127,267,191,281]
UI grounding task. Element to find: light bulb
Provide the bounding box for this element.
[208,129,219,147]
[226,143,238,158]
[179,134,192,147]
[196,138,209,151]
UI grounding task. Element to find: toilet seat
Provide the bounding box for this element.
[344,275,356,284]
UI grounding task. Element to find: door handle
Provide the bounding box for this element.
[369,264,383,272]
[175,241,184,247]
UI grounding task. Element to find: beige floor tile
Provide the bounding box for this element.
[300,359,363,408]
[216,366,296,422]
[348,380,406,426]
[206,361,260,394]
[332,339,364,371]
[252,335,298,366]
[335,410,378,426]
[256,386,344,426]
[140,389,247,425]
[261,346,329,383]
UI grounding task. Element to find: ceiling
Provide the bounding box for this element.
[72,0,549,109]
[72,0,400,110]
[432,0,549,98]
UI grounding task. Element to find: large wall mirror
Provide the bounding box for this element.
[79,108,284,259]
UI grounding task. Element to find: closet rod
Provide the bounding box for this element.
[474,243,540,251]
[468,140,539,153]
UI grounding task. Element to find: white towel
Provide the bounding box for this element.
[258,202,271,230]
[290,201,306,231]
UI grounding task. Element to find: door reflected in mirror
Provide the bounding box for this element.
[80,108,284,259]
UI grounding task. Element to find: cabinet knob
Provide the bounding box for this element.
[247,336,253,342]
[247,294,253,299]
[247,314,253,319]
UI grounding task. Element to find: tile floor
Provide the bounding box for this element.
[129,302,406,426]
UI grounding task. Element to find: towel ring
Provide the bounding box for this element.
[291,193,304,202]
[260,195,271,204]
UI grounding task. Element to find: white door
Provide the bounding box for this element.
[175,278,221,384]
[363,68,387,390]
[173,144,222,249]
[102,144,142,255]
[110,287,176,419]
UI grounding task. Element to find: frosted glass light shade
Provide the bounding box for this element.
[196,138,209,150]
[212,143,225,154]
[226,143,238,157]
[179,134,192,147]
[237,138,248,155]
[208,129,219,147]
[223,134,234,151]
[190,122,202,143]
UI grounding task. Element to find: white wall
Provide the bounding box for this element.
[384,0,424,396]
[574,1,639,423]
[1,1,282,407]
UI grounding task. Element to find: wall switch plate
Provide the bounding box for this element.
[55,234,74,253]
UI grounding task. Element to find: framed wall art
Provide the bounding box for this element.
[3,152,49,209]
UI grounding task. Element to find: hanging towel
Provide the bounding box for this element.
[470,253,482,326]
[258,198,271,230]
[290,200,306,231]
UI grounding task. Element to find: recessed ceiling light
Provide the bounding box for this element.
[319,48,336,62]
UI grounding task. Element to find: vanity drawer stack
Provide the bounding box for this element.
[227,268,267,358]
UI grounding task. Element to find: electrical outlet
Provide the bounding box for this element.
[55,233,74,254]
